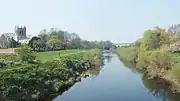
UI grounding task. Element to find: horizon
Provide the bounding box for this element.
[1,0,180,43]
[0,24,174,43]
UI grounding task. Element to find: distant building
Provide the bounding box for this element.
[1,25,33,44]
[15,25,27,41]
[18,35,38,44]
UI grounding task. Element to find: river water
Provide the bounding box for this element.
[53,53,180,101]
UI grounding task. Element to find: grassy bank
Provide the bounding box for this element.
[116,27,180,92]
[36,49,82,62]
[116,46,180,92]
[0,49,102,101]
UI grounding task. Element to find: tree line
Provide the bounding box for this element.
[0,28,114,51]
[117,24,180,84]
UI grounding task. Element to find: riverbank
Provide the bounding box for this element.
[0,49,102,101]
[116,47,180,93]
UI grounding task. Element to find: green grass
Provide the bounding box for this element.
[36,49,83,62]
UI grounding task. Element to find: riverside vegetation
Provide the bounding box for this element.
[0,26,112,101]
[0,45,102,101]
[116,26,180,93]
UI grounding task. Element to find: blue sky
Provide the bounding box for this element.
[0,0,180,43]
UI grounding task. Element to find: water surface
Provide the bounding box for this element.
[53,53,180,101]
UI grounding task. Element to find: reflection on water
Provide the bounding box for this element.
[122,60,180,101]
[103,54,112,63]
[83,53,112,79]
[53,53,180,101]
[142,74,180,101]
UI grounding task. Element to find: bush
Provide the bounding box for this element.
[127,47,139,62]
[0,54,18,62]
[16,45,36,63]
[0,59,16,68]
[136,52,149,69]
[0,59,7,68]
[0,49,102,101]
[148,50,172,70]
[116,47,139,63]
[136,50,172,77]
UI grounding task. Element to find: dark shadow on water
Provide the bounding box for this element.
[120,59,180,101]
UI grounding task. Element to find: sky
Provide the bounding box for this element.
[0,0,180,43]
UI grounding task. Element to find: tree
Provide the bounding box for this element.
[147,50,172,77]
[38,29,50,51]
[67,37,82,49]
[16,45,36,63]
[62,39,68,50]
[38,29,49,43]
[8,38,19,48]
[134,38,142,47]
[141,27,170,51]
[0,34,9,48]
[28,36,41,51]
[47,34,61,50]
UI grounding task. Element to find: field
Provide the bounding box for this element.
[0,49,83,62]
[36,49,83,62]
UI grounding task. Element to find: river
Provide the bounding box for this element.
[53,53,180,101]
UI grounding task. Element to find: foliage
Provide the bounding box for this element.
[0,54,18,61]
[0,59,7,68]
[136,51,149,69]
[116,47,139,63]
[146,50,172,77]
[0,34,9,48]
[67,37,82,49]
[47,34,61,50]
[0,49,102,101]
[16,45,36,63]
[0,54,20,68]
[28,36,42,51]
[0,59,16,68]
[141,27,170,51]
[117,26,173,78]
[0,35,19,49]
[38,29,49,43]
[8,38,20,48]
[116,24,180,93]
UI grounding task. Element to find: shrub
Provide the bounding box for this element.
[0,59,16,68]
[136,52,149,69]
[137,50,172,77]
[127,47,139,62]
[0,59,7,68]
[16,45,36,63]
[116,47,139,63]
[0,54,18,62]
[0,49,102,101]
[148,50,172,70]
